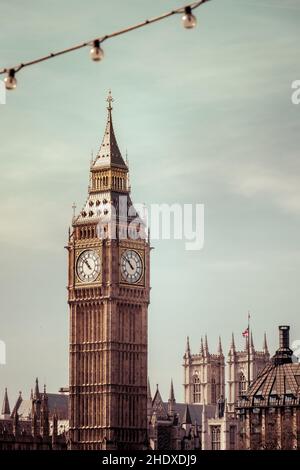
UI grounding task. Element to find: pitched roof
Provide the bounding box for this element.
[164,402,216,424]
[15,393,68,420]
[152,386,168,420]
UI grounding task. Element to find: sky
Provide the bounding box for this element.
[0,0,300,406]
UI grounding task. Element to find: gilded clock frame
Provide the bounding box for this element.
[75,246,102,286]
[119,247,145,287]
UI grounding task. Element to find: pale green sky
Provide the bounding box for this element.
[0,0,300,405]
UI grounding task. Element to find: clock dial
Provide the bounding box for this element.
[76,250,101,283]
[121,249,143,284]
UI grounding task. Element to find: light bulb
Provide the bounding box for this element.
[4,69,17,90]
[182,6,197,29]
[90,40,104,61]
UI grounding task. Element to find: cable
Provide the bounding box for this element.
[1,0,211,90]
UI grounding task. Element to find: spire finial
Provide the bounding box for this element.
[107,89,114,111]
[204,334,209,355]
[185,336,191,357]
[230,333,236,353]
[169,379,175,402]
[1,387,10,416]
[200,336,204,355]
[34,377,40,400]
[263,332,268,353]
[218,336,223,355]
[72,202,76,218]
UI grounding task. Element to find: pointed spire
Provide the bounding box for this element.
[229,333,236,353]
[263,332,269,354]
[204,334,209,356]
[34,378,40,400]
[200,337,204,355]
[1,388,10,416]
[218,336,223,356]
[185,336,191,358]
[182,404,192,425]
[93,91,127,169]
[168,379,176,417]
[169,379,175,402]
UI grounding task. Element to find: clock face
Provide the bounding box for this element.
[121,249,143,284]
[76,250,101,283]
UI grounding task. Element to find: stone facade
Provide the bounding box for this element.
[68,92,150,450]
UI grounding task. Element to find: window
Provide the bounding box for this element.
[238,372,247,397]
[211,426,221,450]
[211,377,216,404]
[229,425,236,450]
[193,375,201,403]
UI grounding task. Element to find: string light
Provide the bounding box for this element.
[4,69,17,90]
[182,6,197,29]
[0,1,211,91]
[90,39,104,61]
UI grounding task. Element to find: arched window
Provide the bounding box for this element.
[211,426,221,450]
[193,375,201,403]
[238,372,247,397]
[211,377,216,404]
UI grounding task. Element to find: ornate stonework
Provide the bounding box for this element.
[67,93,150,450]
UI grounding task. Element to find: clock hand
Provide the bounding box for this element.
[123,256,134,271]
[127,258,134,270]
[83,259,92,270]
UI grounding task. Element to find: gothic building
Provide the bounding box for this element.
[183,333,270,412]
[0,379,68,450]
[237,326,300,450]
[148,331,271,450]
[67,92,150,450]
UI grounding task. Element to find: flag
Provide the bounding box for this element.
[242,327,249,338]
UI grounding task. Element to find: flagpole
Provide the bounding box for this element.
[247,311,251,389]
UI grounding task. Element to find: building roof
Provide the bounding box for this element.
[92,91,127,170]
[15,393,68,420]
[169,402,216,424]
[238,326,300,407]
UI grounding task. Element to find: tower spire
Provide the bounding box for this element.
[204,334,209,356]
[263,332,269,354]
[92,90,127,169]
[185,336,191,357]
[169,379,175,402]
[34,377,40,400]
[168,379,176,417]
[230,333,236,353]
[218,336,223,356]
[200,336,204,355]
[1,388,10,417]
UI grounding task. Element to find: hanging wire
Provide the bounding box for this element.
[0,1,210,80]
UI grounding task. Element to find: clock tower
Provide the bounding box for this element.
[67,92,150,450]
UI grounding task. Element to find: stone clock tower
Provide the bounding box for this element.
[67,92,150,450]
